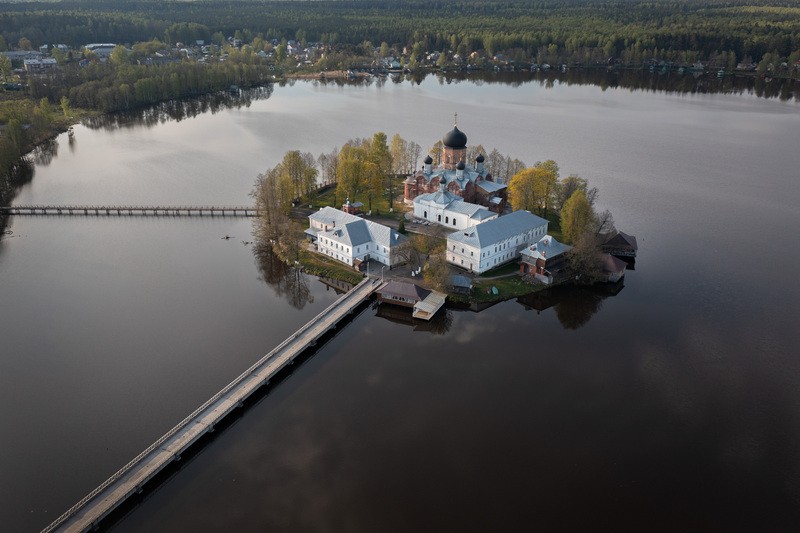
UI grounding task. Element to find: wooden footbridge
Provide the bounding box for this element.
[42,277,380,533]
[0,205,260,217]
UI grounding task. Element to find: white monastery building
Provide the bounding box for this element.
[413,186,497,230]
[307,207,407,268]
[446,210,549,274]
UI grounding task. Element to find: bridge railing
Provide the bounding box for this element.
[42,276,373,533]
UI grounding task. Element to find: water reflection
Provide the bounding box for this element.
[291,69,796,100]
[82,86,274,131]
[430,69,797,101]
[517,281,625,329]
[373,302,453,335]
[0,160,34,240]
[253,243,313,310]
[30,137,59,167]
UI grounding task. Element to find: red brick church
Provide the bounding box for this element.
[403,119,507,213]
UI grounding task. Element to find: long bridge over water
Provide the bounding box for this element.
[0,205,260,217]
[42,277,380,533]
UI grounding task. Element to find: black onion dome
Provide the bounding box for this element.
[475,153,485,163]
[443,125,468,149]
[424,155,433,165]
[456,160,466,170]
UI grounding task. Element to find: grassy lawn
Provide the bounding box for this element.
[298,247,364,285]
[452,275,542,303]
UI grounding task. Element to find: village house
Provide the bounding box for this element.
[519,235,572,284]
[412,185,497,230]
[404,118,508,213]
[23,58,58,73]
[307,207,407,269]
[446,210,548,274]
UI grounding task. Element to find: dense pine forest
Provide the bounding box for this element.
[1,0,799,65]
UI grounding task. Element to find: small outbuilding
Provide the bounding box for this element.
[601,231,638,258]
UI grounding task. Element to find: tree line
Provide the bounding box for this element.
[25,54,274,113]
[1,0,798,67]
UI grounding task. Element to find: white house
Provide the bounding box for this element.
[446,210,548,274]
[413,188,497,230]
[307,207,407,268]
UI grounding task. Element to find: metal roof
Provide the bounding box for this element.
[378,280,430,301]
[447,210,548,249]
[311,207,407,249]
[477,180,507,193]
[520,235,572,261]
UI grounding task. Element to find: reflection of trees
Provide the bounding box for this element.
[434,70,798,102]
[82,86,274,131]
[0,160,34,238]
[517,282,624,330]
[30,138,59,167]
[554,286,605,330]
[253,242,313,310]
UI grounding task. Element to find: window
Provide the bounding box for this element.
[453,218,456,226]
[470,251,473,257]
[424,210,427,218]
[438,214,441,222]
[445,216,449,224]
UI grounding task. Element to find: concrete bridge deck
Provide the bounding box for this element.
[42,277,379,533]
[0,205,260,217]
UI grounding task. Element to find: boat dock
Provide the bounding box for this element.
[0,205,260,217]
[42,277,379,533]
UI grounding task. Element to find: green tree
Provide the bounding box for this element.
[0,54,10,79]
[424,250,450,292]
[280,150,318,203]
[60,96,71,118]
[508,167,538,212]
[275,43,287,63]
[565,233,604,285]
[18,37,32,51]
[336,142,370,206]
[110,45,130,66]
[390,133,408,174]
[508,160,558,216]
[561,189,593,244]
[369,131,392,209]
[51,47,67,65]
[530,160,559,218]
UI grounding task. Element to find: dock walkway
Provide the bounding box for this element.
[0,205,260,217]
[43,277,379,533]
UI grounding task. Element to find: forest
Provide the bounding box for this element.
[1,0,798,65]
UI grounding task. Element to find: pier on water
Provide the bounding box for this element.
[43,277,380,533]
[0,205,260,217]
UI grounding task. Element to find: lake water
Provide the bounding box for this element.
[1,73,799,531]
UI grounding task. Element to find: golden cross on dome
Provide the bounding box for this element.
[454,112,458,126]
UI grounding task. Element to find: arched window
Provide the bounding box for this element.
[438,214,441,222]
[445,216,449,224]
[424,210,427,218]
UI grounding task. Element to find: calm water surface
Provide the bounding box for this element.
[1,75,799,531]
